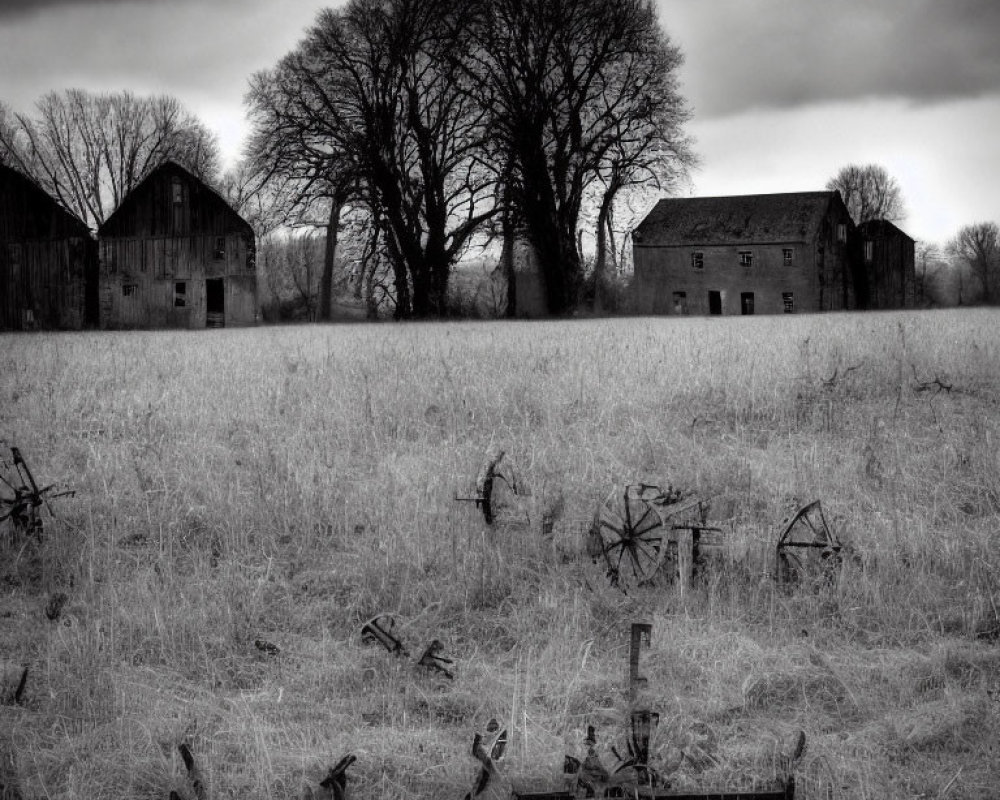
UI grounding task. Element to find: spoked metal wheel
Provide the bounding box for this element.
[775,500,842,586]
[590,484,670,590]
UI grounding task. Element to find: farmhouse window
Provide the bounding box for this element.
[739,251,753,268]
[864,240,874,262]
[837,223,847,242]
[783,248,794,265]
[782,292,794,313]
[122,283,138,297]
[214,237,226,260]
[691,251,704,269]
[174,281,187,307]
[740,292,754,315]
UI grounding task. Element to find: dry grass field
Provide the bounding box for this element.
[1,309,999,799]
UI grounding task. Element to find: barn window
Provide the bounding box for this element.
[122,283,138,297]
[213,237,226,260]
[864,240,874,262]
[172,178,183,205]
[174,281,187,307]
[739,251,753,268]
[782,292,794,313]
[783,248,794,265]
[691,251,704,270]
[837,223,847,242]
[672,291,687,314]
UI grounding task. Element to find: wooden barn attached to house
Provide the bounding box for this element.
[856,219,915,310]
[632,191,859,316]
[1,164,97,330]
[97,161,256,329]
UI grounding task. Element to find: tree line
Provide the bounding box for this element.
[2,1,998,318]
[241,0,694,319]
[1,0,695,320]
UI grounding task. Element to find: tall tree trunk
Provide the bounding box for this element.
[500,202,516,318]
[593,191,613,314]
[409,257,450,318]
[318,193,345,322]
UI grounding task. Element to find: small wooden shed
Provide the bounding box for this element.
[0,164,97,330]
[97,161,257,329]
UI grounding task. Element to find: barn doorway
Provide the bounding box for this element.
[206,278,225,327]
[740,292,755,315]
[708,290,722,315]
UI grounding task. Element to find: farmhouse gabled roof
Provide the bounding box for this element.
[98,159,252,237]
[633,191,844,247]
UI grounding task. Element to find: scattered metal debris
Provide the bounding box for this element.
[481,624,803,800]
[361,614,456,679]
[456,445,848,593]
[0,446,75,537]
[303,754,356,800]
[775,501,842,586]
[911,364,953,394]
[2,666,27,706]
[361,614,409,658]
[254,639,280,656]
[45,593,68,622]
[178,743,207,800]
[418,639,455,680]
[463,721,509,800]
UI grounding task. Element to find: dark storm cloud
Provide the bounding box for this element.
[662,0,1000,117]
[0,0,169,20]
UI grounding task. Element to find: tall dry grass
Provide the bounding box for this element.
[1,309,999,799]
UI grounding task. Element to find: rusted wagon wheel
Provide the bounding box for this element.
[589,484,671,590]
[465,445,520,525]
[775,500,842,586]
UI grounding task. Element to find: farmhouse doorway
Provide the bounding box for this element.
[708,290,722,315]
[206,278,225,327]
[741,292,755,315]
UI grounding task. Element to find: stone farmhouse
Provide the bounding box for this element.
[632,191,914,316]
[97,161,257,329]
[0,164,98,330]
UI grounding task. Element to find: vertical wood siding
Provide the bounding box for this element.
[0,166,96,330]
[98,163,257,329]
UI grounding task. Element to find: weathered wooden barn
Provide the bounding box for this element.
[97,161,256,329]
[0,164,97,330]
[855,219,915,309]
[632,191,860,315]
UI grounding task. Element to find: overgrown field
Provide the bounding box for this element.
[1,310,999,799]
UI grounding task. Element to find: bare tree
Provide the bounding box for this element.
[466,0,693,315]
[826,163,905,225]
[244,58,362,322]
[0,90,219,229]
[247,0,497,319]
[947,221,1000,304]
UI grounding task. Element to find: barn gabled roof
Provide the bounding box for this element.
[0,163,92,239]
[633,191,846,247]
[97,159,252,237]
[857,218,914,243]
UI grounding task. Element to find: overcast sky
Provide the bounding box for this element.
[2,0,999,245]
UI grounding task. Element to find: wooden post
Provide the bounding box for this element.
[677,529,694,598]
[628,622,652,705]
